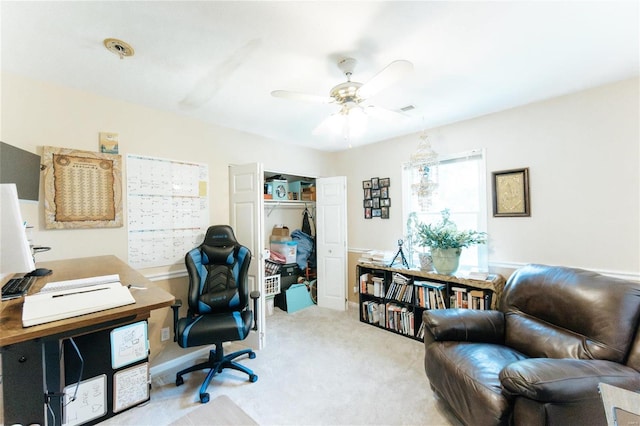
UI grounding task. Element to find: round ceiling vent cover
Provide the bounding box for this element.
[103,38,134,59]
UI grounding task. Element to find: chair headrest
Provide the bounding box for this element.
[202,225,239,248]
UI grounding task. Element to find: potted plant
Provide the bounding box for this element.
[415,209,487,275]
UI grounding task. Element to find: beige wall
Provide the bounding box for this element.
[1,72,337,363]
[2,72,638,365]
[336,77,639,280]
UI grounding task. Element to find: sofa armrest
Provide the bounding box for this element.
[422,308,505,344]
[500,358,640,403]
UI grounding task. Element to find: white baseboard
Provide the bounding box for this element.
[149,346,211,378]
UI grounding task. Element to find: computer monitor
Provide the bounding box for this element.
[0,184,35,282]
[0,142,41,202]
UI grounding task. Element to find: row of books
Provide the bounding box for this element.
[414,280,447,309]
[361,272,491,311]
[449,286,491,310]
[385,273,413,303]
[386,302,414,336]
[360,301,415,337]
[361,300,385,326]
[360,273,386,297]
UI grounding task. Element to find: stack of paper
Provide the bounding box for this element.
[22,282,135,327]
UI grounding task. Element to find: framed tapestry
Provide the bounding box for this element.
[492,167,530,217]
[43,146,123,229]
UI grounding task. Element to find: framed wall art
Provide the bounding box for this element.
[42,146,123,229]
[492,167,530,217]
[363,177,390,219]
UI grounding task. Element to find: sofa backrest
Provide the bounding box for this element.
[500,264,640,369]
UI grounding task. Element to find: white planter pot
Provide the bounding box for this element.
[431,247,462,275]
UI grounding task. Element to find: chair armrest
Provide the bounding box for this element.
[422,308,505,344]
[250,291,260,331]
[500,358,640,403]
[171,299,182,342]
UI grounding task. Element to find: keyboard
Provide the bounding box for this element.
[2,275,37,300]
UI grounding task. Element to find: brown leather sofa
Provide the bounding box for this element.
[423,264,640,426]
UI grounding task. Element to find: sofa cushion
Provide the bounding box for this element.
[501,264,640,363]
[500,358,640,402]
[425,342,528,425]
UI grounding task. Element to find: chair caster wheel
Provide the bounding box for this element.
[250,374,258,383]
[176,376,184,386]
[200,393,210,403]
[249,351,256,359]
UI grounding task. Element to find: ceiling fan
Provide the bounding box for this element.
[271,57,414,137]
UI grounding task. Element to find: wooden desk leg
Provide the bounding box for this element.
[1,340,45,425]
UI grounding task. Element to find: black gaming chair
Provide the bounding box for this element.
[171,225,260,403]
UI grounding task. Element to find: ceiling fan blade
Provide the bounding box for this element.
[357,60,414,99]
[364,105,409,122]
[271,90,333,104]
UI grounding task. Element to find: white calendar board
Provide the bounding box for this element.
[110,321,148,369]
[126,154,209,268]
[62,374,107,426]
[113,363,149,413]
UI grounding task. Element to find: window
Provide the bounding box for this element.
[402,149,488,271]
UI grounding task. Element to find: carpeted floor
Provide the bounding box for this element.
[97,303,459,425]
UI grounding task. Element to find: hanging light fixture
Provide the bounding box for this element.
[404,130,439,209]
[313,102,368,145]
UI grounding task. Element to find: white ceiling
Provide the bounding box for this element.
[1,1,638,152]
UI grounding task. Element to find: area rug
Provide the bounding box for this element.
[168,395,258,425]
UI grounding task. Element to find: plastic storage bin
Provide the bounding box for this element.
[264,274,281,298]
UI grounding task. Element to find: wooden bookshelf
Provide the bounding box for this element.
[357,263,505,342]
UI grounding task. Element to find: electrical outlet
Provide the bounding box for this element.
[353,285,357,294]
[161,327,170,342]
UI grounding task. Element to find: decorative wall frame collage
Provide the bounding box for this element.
[363,177,390,219]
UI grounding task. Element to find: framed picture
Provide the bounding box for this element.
[42,146,123,229]
[363,176,391,220]
[492,167,530,217]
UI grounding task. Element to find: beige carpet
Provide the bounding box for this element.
[93,304,459,425]
[168,395,257,426]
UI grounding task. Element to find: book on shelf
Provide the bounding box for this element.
[416,321,426,339]
[372,276,385,297]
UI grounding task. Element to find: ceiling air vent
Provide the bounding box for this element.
[400,105,416,112]
[103,38,135,59]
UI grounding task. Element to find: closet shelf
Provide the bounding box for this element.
[264,200,315,217]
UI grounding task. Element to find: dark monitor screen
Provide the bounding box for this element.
[0,142,41,201]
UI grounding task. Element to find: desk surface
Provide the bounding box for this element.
[0,255,175,347]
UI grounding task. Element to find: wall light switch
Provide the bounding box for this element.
[161,327,170,342]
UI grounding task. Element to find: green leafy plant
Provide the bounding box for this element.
[416,209,487,250]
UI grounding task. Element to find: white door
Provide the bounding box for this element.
[316,176,347,311]
[229,163,265,350]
